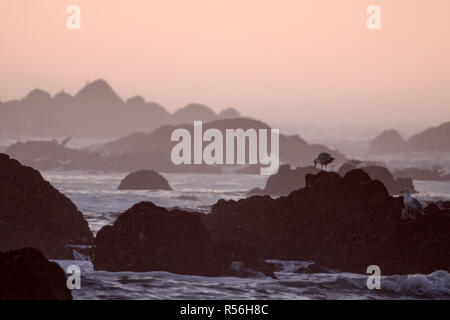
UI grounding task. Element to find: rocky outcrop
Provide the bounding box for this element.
[205,169,450,275]
[118,170,172,190]
[92,202,275,278]
[369,122,450,154]
[0,153,93,259]
[248,164,320,196]
[368,129,406,154]
[338,164,416,195]
[0,248,72,300]
[408,122,450,152]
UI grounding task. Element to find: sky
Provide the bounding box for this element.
[1,0,449,134]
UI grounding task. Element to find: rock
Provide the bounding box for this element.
[0,248,72,300]
[248,164,320,196]
[0,153,93,259]
[338,164,416,195]
[205,169,450,275]
[118,170,172,190]
[92,202,274,278]
[369,122,450,154]
[368,129,407,154]
[407,122,450,152]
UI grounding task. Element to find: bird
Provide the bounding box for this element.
[313,152,335,170]
[401,189,424,219]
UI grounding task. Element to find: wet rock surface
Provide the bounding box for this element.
[0,153,93,259]
[0,248,72,300]
[206,169,450,275]
[92,202,275,278]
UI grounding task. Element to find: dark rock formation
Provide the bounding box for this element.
[205,169,450,275]
[92,202,275,278]
[118,170,172,190]
[338,164,416,195]
[248,164,320,196]
[0,153,93,259]
[0,248,72,300]
[368,129,406,154]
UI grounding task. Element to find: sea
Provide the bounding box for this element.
[2,135,449,299]
[38,170,450,300]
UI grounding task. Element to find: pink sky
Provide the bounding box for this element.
[1,0,449,131]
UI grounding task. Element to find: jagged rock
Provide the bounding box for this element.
[0,248,72,300]
[92,202,275,278]
[0,153,93,259]
[118,170,172,190]
[205,169,450,275]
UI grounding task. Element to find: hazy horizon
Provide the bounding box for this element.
[1,0,449,134]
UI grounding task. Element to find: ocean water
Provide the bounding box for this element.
[39,171,450,300]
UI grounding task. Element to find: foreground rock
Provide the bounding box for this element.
[92,202,275,278]
[205,169,450,275]
[118,170,172,190]
[0,153,93,259]
[338,164,416,195]
[248,164,320,196]
[0,248,72,300]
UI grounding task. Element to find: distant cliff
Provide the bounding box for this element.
[368,122,450,154]
[5,118,346,173]
[0,79,240,138]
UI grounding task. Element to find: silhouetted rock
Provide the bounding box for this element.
[369,122,450,154]
[0,248,72,300]
[118,170,172,190]
[248,164,320,196]
[0,153,93,259]
[92,202,275,278]
[393,166,450,181]
[205,169,450,275]
[5,140,106,171]
[0,79,230,138]
[52,90,72,105]
[219,108,240,119]
[126,95,146,107]
[407,122,450,152]
[98,117,346,171]
[23,89,52,106]
[368,129,406,154]
[172,103,217,124]
[73,79,124,107]
[338,164,416,195]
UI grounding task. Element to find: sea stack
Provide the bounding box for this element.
[118,170,172,190]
